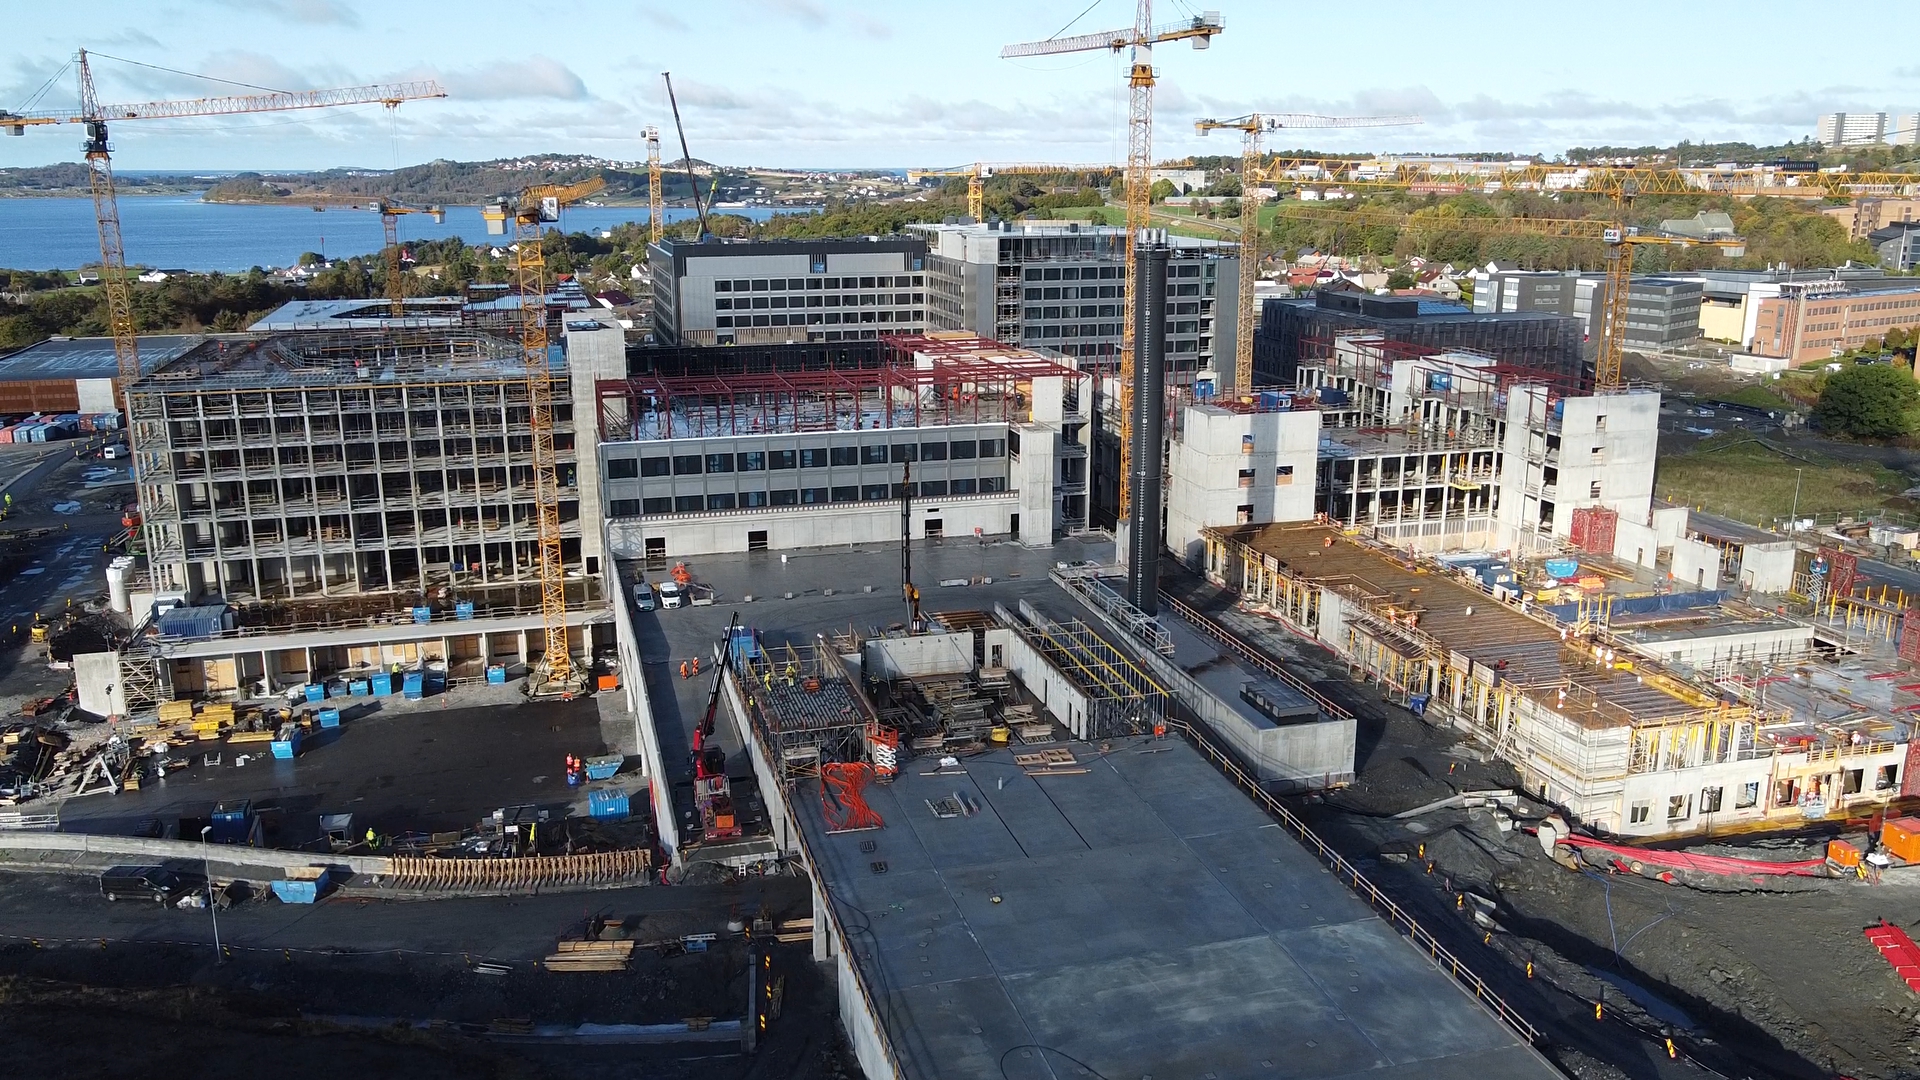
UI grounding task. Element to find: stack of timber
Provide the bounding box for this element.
[543,938,635,972]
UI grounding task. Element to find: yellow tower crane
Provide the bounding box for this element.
[1002,4,1223,523]
[646,125,665,245]
[1193,113,1421,399]
[1251,157,1920,389]
[905,162,1121,224]
[374,200,446,319]
[1,50,442,513]
[507,175,606,697]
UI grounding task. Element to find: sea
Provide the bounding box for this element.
[0,195,816,274]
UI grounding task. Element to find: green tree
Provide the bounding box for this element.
[1148,178,1177,203]
[1813,363,1919,439]
[1385,269,1416,290]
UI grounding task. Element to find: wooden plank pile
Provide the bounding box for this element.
[543,939,634,972]
[1013,748,1086,776]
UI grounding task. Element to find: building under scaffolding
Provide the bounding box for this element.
[738,641,878,780]
[997,599,1169,740]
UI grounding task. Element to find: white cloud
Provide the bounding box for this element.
[432,57,589,102]
[209,0,361,26]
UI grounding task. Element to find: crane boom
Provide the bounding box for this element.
[662,72,711,240]
[511,175,606,696]
[6,80,446,128]
[999,13,1223,57]
[1194,112,1423,398]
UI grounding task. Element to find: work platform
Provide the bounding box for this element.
[798,732,1557,1080]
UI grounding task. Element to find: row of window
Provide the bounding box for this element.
[716,293,921,310]
[1022,325,1202,350]
[717,311,920,328]
[1027,304,1120,320]
[1026,286,1121,301]
[713,275,923,292]
[1020,262,1210,282]
[607,439,1007,478]
[609,477,1005,516]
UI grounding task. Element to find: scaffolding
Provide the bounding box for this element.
[740,641,878,780]
[1002,599,1168,739]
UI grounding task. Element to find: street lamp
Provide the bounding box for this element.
[199,824,221,963]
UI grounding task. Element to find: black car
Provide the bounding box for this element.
[99,865,190,903]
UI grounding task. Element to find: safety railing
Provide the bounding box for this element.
[1163,711,1543,1048]
[1158,591,1352,722]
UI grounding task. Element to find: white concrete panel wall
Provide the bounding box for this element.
[1552,391,1659,537]
[1651,505,1689,550]
[1612,517,1659,569]
[607,556,678,863]
[1670,536,1722,590]
[605,497,1019,562]
[1000,629,1094,737]
[565,322,627,571]
[1739,541,1798,594]
[1013,425,1057,547]
[1029,376,1064,423]
[1629,625,1813,668]
[76,378,119,414]
[864,633,975,681]
[1166,405,1319,567]
[75,651,126,717]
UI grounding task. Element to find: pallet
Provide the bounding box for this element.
[1012,749,1076,768]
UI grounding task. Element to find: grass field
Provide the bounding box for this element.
[1655,435,1910,525]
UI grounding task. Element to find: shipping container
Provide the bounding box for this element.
[1882,817,1920,864]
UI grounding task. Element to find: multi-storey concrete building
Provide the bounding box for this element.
[1817,111,1888,147]
[1869,222,1920,271]
[646,238,929,347]
[1749,280,1920,365]
[1821,197,1920,240]
[95,320,625,710]
[1257,291,1586,392]
[908,222,1238,388]
[1473,269,1700,351]
[592,333,1092,558]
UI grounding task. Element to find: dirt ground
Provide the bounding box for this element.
[1169,571,1920,1080]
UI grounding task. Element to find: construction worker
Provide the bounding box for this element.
[691,656,700,676]
[679,660,689,680]
[365,827,377,848]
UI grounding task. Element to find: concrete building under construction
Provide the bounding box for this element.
[84,318,626,713]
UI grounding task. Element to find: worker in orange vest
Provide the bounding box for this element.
[691,656,700,676]
[679,660,689,679]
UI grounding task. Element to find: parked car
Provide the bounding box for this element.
[99,865,191,903]
[657,581,687,609]
[632,581,657,612]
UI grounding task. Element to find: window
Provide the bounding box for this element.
[707,493,737,511]
[770,449,796,470]
[706,453,734,474]
[810,254,827,274]
[862,484,890,501]
[1666,794,1690,821]
[1589,481,1602,499]
[672,454,702,475]
[607,456,638,479]
[752,279,769,291]
[674,494,703,512]
[609,498,640,517]
[714,280,731,292]
[741,490,768,508]
[1276,464,1294,485]
[642,496,672,515]
[950,439,977,459]
[715,298,732,310]
[641,456,671,477]
[737,451,766,472]
[801,487,829,504]
[860,276,876,288]
[891,443,916,463]
[981,475,1006,493]
[830,446,859,467]
[1700,786,1723,814]
[831,485,859,502]
[1594,414,1607,431]
[800,447,829,468]
[861,444,890,465]
[920,441,948,461]
[1628,801,1650,825]
[1006,429,1021,456]
[978,438,1005,458]
[920,479,947,497]
[951,477,978,494]
[771,488,798,506]
[732,279,749,291]
[1844,768,1864,795]
[825,277,840,289]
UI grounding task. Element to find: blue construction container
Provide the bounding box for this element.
[587,788,630,820]
[270,867,330,904]
[454,601,474,620]
[348,679,369,697]
[584,754,622,781]
[370,673,392,696]
[403,671,424,699]
[270,724,303,759]
[317,708,341,729]
[304,684,325,704]
[412,606,432,624]
[486,665,507,685]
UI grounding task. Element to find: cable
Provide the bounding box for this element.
[1047,0,1106,42]
[88,51,293,96]
[999,1044,1114,1080]
[12,59,74,116]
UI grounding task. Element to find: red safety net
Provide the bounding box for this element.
[1865,920,1920,993]
[1570,506,1619,556]
[821,762,885,833]
[1559,834,1828,877]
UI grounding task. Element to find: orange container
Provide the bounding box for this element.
[1828,839,1862,867]
[596,674,619,692]
[1881,817,1920,864]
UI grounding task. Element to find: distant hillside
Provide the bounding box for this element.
[0,163,203,196]
[202,154,719,206]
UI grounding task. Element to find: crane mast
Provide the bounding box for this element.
[646,125,664,245]
[75,51,140,398]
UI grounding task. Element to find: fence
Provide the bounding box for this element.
[1165,713,1544,1048]
[384,850,651,891]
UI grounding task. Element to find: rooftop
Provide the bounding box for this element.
[136,329,544,391]
[0,334,204,381]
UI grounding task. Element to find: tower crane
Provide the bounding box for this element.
[646,125,665,245]
[1193,112,1421,399]
[374,199,446,319]
[1247,156,1920,389]
[507,175,607,697]
[905,162,1121,224]
[1002,4,1223,525]
[2,49,442,508]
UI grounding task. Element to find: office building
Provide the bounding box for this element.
[1816,112,1888,147]
[1822,197,1920,240]
[1750,280,1920,365]
[645,237,929,347]
[1256,290,1585,391]
[1870,222,1920,271]
[1474,269,1700,351]
[908,221,1239,387]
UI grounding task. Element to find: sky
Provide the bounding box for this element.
[2,0,1916,173]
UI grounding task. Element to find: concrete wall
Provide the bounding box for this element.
[1651,505,1689,551]
[75,651,126,717]
[996,626,1094,738]
[1739,540,1798,594]
[608,557,678,863]
[1612,516,1659,569]
[1626,624,1813,669]
[564,322,627,573]
[605,496,1018,561]
[1012,424,1057,547]
[1670,536,1722,590]
[863,632,974,681]
[1166,405,1319,566]
[76,377,119,414]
